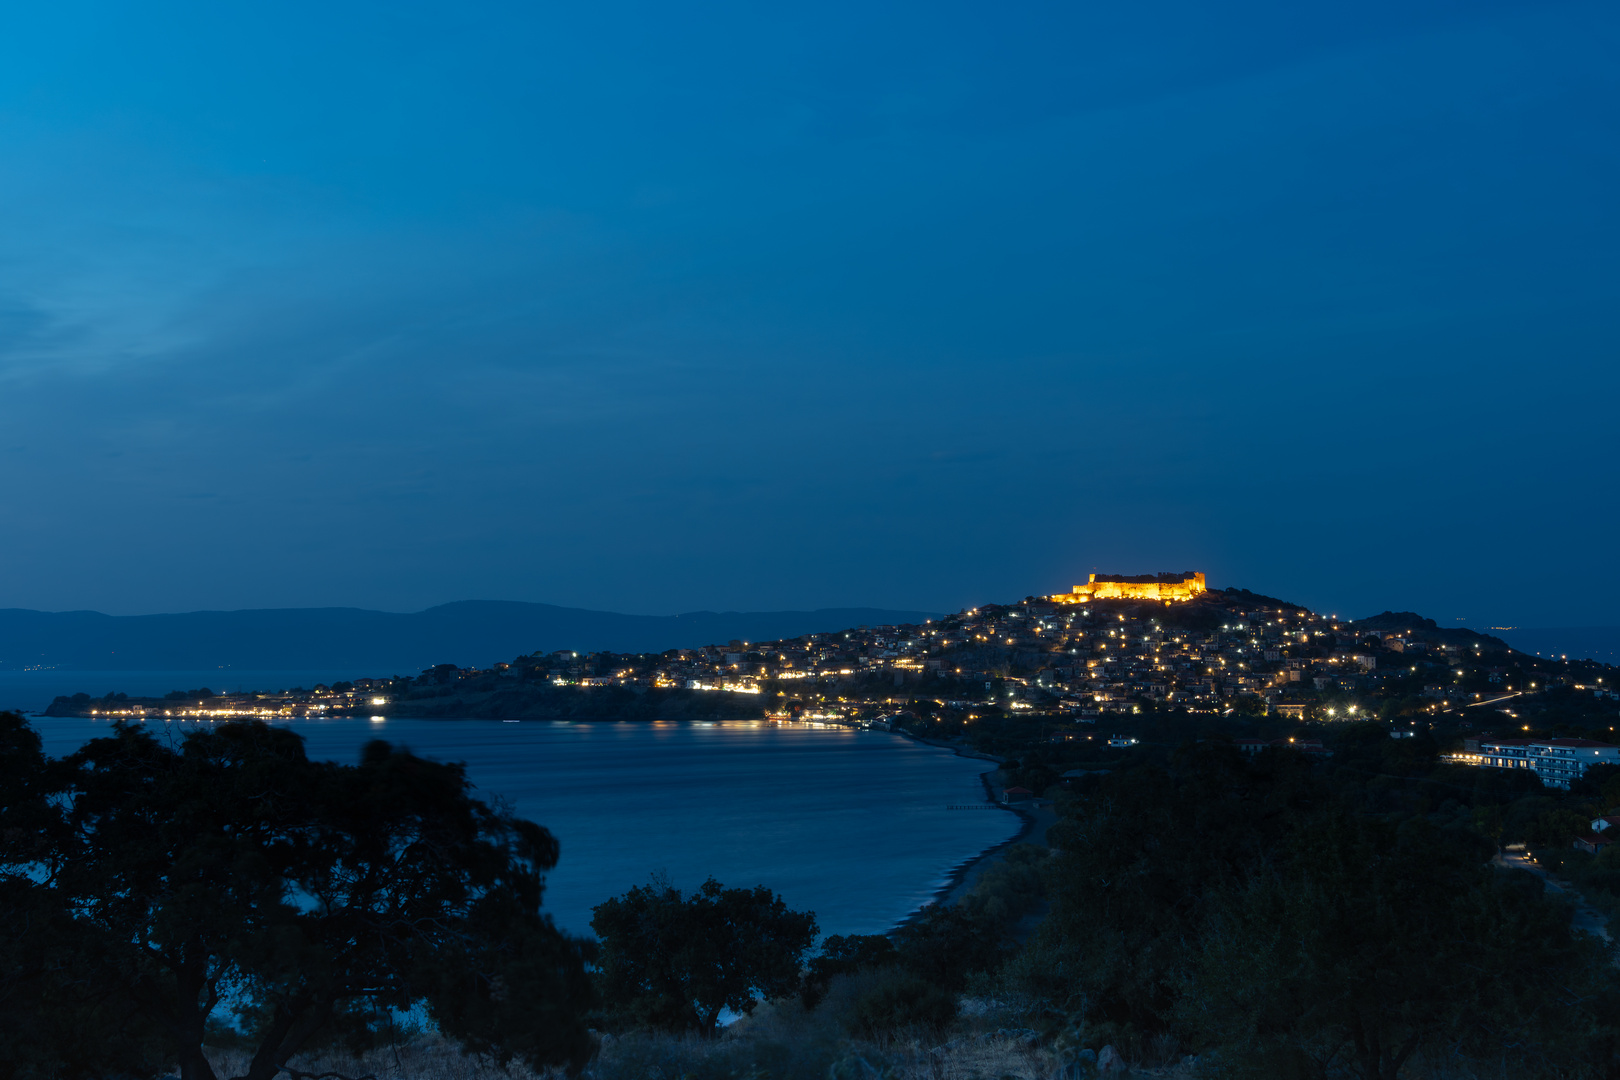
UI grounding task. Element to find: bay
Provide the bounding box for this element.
[29,717,1020,939]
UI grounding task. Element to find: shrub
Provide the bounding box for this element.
[838,969,959,1040]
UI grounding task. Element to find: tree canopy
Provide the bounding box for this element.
[1006,742,1620,1077]
[591,876,817,1034]
[0,714,593,1080]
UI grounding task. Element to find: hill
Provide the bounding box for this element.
[1497,626,1620,665]
[1346,610,1510,650]
[0,601,941,673]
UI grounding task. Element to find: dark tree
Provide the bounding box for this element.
[801,934,898,1007]
[3,717,592,1080]
[1011,741,1620,1075]
[1190,815,1616,1079]
[0,712,173,1080]
[591,877,817,1034]
[890,902,1009,992]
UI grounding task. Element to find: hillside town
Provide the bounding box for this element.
[48,574,1620,791]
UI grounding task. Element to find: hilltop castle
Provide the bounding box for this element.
[1050,571,1207,604]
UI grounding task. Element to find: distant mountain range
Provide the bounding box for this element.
[3,598,1614,680]
[0,601,943,673]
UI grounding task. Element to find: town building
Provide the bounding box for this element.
[1235,736,1331,758]
[1465,737,1620,790]
[1574,815,1620,853]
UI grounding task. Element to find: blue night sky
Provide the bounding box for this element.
[0,0,1616,626]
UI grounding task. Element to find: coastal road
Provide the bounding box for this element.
[1494,850,1610,941]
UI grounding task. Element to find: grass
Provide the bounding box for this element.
[202,994,1210,1080]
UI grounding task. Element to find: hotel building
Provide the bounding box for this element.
[1454,737,1620,790]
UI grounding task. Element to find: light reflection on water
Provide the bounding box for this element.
[0,669,380,713]
[32,717,1018,938]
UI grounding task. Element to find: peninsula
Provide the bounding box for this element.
[47,574,1619,786]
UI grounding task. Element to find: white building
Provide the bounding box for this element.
[1468,737,1620,790]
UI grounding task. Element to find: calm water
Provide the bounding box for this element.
[30,717,1018,939]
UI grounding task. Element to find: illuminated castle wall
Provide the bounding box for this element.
[1050,572,1207,604]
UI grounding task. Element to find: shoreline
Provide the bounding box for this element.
[885,729,1034,934]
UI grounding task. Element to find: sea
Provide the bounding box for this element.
[26,714,1020,940]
